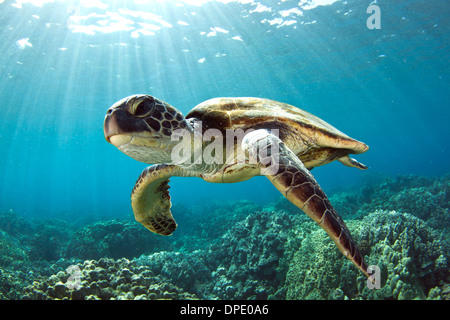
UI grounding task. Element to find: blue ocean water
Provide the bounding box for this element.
[0,0,449,302]
[1,0,449,220]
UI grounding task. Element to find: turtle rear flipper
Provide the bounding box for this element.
[242,129,371,279]
[338,155,368,170]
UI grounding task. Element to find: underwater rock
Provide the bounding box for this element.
[135,251,212,296]
[205,211,295,299]
[0,231,29,268]
[63,220,172,260]
[293,174,450,228]
[134,211,297,300]
[285,210,449,300]
[357,211,449,300]
[170,200,260,251]
[0,268,25,299]
[356,175,448,228]
[328,192,360,220]
[284,223,345,300]
[28,222,72,262]
[0,212,74,263]
[22,258,197,300]
[2,174,449,300]
[0,211,33,238]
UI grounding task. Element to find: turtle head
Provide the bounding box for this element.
[104,94,191,164]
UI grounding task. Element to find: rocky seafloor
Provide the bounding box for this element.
[0,174,449,300]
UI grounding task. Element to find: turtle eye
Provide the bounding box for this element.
[133,98,154,117]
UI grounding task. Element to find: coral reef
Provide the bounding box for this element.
[0,258,79,299]
[0,267,25,299]
[27,221,72,261]
[204,211,294,299]
[135,251,212,297]
[0,211,33,238]
[0,174,449,300]
[0,214,174,263]
[22,258,197,300]
[285,210,449,300]
[0,212,73,263]
[357,210,449,300]
[170,200,260,251]
[135,211,296,299]
[329,174,450,229]
[63,219,172,260]
[0,231,28,268]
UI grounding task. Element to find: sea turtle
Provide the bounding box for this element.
[103,95,372,279]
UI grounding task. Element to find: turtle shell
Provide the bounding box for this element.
[186,97,368,168]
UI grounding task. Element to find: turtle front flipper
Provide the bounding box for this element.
[131,164,195,236]
[242,130,371,279]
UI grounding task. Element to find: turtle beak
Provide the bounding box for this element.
[104,105,144,148]
[103,108,119,144]
[103,108,133,146]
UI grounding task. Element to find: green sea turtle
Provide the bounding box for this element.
[103,95,372,279]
